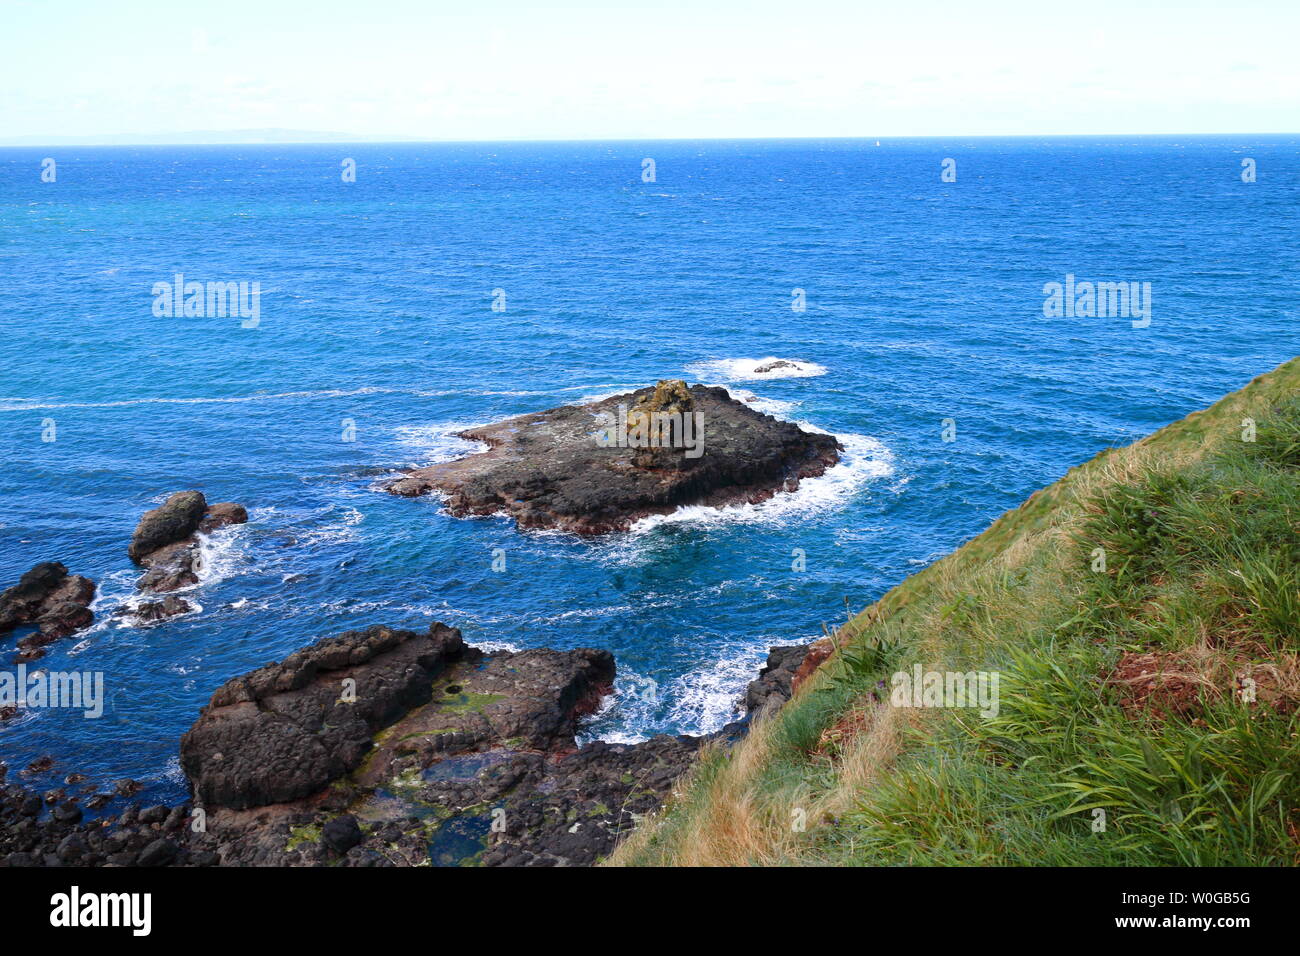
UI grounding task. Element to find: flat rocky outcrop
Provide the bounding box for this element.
[0,562,96,664]
[386,381,841,533]
[180,624,468,809]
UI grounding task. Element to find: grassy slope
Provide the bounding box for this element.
[611,357,1300,866]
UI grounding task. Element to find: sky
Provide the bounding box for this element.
[2,0,1298,142]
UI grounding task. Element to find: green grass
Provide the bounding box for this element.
[611,357,1300,867]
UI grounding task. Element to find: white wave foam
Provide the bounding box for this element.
[580,670,664,745]
[0,386,400,413]
[0,382,692,414]
[719,386,799,417]
[570,384,645,404]
[192,526,248,588]
[628,430,893,533]
[75,526,248,636]
[467,639,523,654]
[686,356,828,382]
[665,644,770,735]
[583,644,771,744]
[392,421,490,465]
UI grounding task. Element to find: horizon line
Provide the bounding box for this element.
[3,131,1300,149]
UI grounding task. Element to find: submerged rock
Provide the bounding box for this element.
[386,382,841,533]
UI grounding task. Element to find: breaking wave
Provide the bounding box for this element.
[685,356,828,382]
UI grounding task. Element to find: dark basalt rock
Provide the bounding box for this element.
[179,623,469,809]
[129,491,208,564]
[131,596,194,623]
[181,630,812,867]
[128,492,248,611]
[745,644,817,719]
[0,562,96,655]
[320,814,363,853]
[135,541,200,593]
[354,645,616,787]
[447,735,706,867]
[386,382,841,534]
[1,620,824,867]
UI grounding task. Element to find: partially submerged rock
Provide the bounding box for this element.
[130,596,194,624]
[127,492,248,616]
[0,562,96,661]
[386,382,841,533]
[128,491,208,564]
[199,502,248,534]
[753,359,801,374]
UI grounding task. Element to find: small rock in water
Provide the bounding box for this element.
[753,359,800,374]
[128,491,208,565]
[133,595,194,623]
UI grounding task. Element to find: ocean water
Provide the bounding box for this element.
[1,137,1296,804]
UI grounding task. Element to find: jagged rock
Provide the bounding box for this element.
[744,644,815,719]
[2,617,811,868]
[628,379,696,470]
[132,596,194,623]
[129,492,248,599]
[386,383,840,533]
[129,491,208,564]
[791,637,836,692]
[0,563,96,647]
[135,542,200,594]
[35,602,94,639]
[180,623,469,809]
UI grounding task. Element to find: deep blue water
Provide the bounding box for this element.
[1,137,1296,805]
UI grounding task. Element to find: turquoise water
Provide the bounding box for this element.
[0,137,1296,803]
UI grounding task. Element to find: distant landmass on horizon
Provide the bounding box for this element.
[0,129,426,147]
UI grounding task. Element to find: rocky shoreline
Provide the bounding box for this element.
[0,489,249,676]
[387,381,841,533]
[0,624,825,867]
[0,387,840,865]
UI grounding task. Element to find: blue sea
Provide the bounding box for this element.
[1,137,1296,805]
